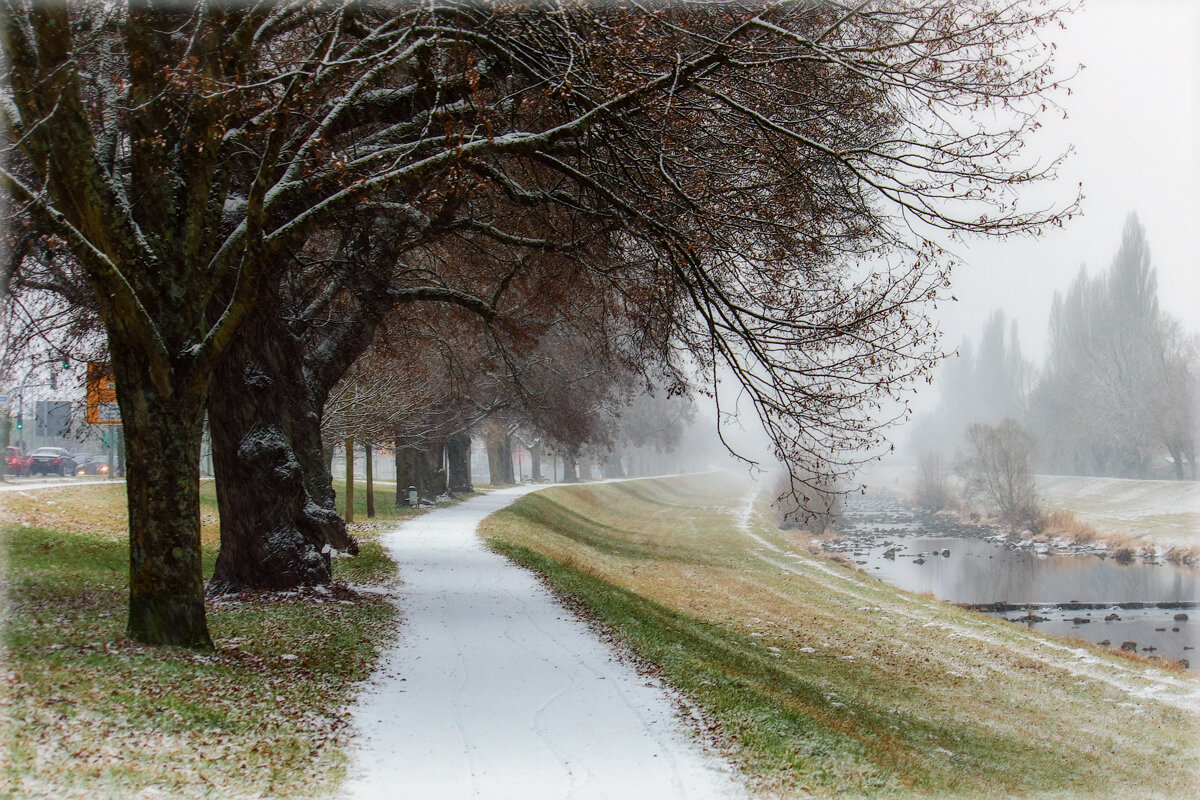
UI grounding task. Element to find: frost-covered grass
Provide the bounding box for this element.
[1036,475,1200,551]
[1,481,403,799]
[481,474,1200,799]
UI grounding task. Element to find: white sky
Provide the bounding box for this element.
[929,0,1200,367]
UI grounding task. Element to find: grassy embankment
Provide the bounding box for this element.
[1035,475,1200,555]
[481,473,1200,799]
[0,478,442,799]
[860,462,1200,561]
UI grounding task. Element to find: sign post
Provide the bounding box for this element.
[86,362,120,424]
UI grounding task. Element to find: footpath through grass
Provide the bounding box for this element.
[0,479,445,799]
[481,473,1200,799]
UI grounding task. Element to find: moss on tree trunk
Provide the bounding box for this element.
[116,355,211,648]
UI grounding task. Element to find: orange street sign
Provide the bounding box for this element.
[86,362,120,424]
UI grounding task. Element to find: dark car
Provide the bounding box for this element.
[73,453,110,476]
[28,447,77,477]
[5,445,28,476]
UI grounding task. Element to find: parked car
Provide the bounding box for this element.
[74,453,110,476]
[28,447,77,477]
[5,445,28,476]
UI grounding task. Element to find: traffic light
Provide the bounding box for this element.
[15,412,22,430]
[61,358,69,370]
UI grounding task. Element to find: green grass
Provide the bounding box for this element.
[481,475,1200,799]
[1,483,411,799]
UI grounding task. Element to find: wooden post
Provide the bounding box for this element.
[344,435,355,524]
[365,440,375,518]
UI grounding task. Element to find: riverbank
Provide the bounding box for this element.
[859,463,1200,564]
[817,491,1197,669]
[481,473,1200,798]
[1037,475,1200,554]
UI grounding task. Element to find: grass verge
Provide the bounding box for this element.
[0,479,459,799]
[481,474,1200,799]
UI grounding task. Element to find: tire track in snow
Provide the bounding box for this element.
[341,485,739,800]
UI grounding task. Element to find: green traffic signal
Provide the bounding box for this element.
[15,413,23,430]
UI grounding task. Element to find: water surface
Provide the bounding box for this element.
[831,494,1198,667]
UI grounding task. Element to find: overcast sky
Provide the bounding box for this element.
[928,0,1199,369]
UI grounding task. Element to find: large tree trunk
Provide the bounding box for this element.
[394,441,447,501]
[113,350,212,647]
[446,432,473,494]
[485,435,503,486]
[601,451,625,479]
[419,441,448,499]
[529,442,543,482]
[578,453,593,481]
[207,296,355,596]
[501,436,514,484]
[484,425,515,485]
[562,451,579,483]
[395,441,419,505]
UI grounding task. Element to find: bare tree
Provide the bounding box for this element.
[2,2,1077,645]
[915,450,954,511]
[1030,214,1195,478]
[962,419,1040,528]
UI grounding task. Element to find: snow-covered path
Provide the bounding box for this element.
[341,485,738,800]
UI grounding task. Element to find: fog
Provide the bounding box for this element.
[926,0,1199,372]
[875,1,1200,482]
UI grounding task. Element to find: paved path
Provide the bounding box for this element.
[341,485,738,800]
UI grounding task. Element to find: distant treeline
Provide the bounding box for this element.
[912,214,1197,481]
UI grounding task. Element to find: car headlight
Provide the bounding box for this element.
[99,464,109,474]
[77,468,85,475]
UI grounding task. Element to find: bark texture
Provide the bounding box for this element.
[207,298,356,595]
[395,442,419,505]
[485,428,515,485]
[394,441,447,502]
[446,432,473,493]
[113,347,211,647]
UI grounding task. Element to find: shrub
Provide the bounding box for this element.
[914,450,954,510]
[961,418,1040,529]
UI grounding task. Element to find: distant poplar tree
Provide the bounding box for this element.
[1030,214,1196,478]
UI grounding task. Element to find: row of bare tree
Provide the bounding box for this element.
[2,2,1075,646]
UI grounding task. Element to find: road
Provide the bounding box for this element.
[0,476,125,492]
[341,485,738,800]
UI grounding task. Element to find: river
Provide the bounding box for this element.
[824,494,1199,669]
